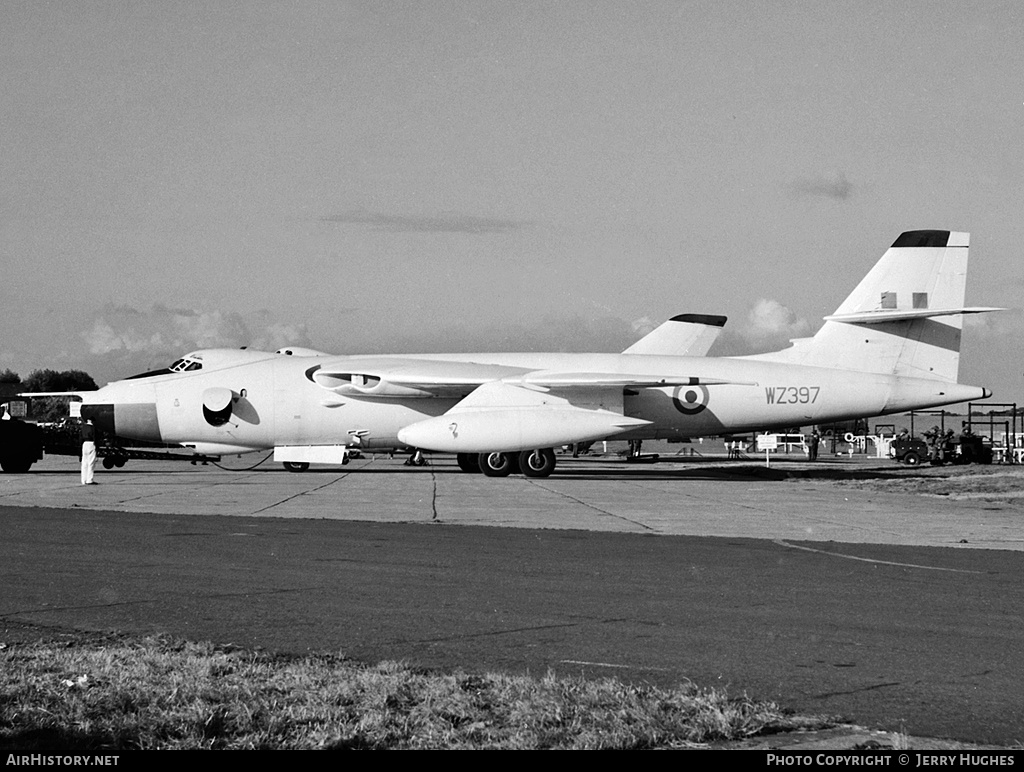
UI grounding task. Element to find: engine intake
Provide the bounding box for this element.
[312,371,431,398]
[202,387,235,426]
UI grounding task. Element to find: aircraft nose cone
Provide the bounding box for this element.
[81,402,161,442]
[80,403,115,436]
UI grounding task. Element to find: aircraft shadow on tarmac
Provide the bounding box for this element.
[26,457,937,484]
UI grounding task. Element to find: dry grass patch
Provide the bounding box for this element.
[0,635,830,749]
[797,465,1024,501]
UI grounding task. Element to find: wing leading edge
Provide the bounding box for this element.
[313,357,752,453]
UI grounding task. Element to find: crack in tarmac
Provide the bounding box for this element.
[775,540,985,574]
[393,617,632,645]
[559,659,673,672]
[251,474,353,514]
[811,681,903,700]
[430,466,439,521]
[525,480,656,531]
[1,586,325,618]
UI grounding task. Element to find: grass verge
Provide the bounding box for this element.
[0,633,832,749]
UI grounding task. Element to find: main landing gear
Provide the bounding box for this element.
[458,449,557,478]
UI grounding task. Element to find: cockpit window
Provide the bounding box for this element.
[127,355,203,380]
[126,368,173,380]
[169,358,203,372]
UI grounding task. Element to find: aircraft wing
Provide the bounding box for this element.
[312,357,753,452]
[311,357,751,398]
[311,357,532,398]
[510,372,746,389]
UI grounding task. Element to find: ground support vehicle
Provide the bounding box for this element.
[0,419,44,473]
[0,418,220,473]
[890,437,929,466]
[890,436,993,466]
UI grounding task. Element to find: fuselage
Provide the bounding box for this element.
[80,348,989,454]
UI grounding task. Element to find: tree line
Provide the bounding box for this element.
[1,369,98,423]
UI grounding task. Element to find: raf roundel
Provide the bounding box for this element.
[672,384,710,415]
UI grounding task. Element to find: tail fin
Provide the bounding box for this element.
[746,230,1001,382]
[623,314,727,357]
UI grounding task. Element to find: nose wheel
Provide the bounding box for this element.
[101,453,128,469]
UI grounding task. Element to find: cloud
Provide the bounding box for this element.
[320,210,530,234]
[710,298,812,356]
[744,298,812,341]
[630,316,658,336]
[790,172,854,200]
[83,304,314,363]
[962,309,1024,338]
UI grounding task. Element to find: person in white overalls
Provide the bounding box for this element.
[80,418,97,485]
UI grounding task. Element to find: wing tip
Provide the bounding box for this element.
[890,230,968,248]
[667,314,727,327]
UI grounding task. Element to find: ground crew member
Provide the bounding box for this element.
[924,425,941,463]
[942,429,957,463]
[80,418,97,485]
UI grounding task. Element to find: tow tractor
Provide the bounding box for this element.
[0,414,44,473]
[889,434,993,466]
[0,400,220,473]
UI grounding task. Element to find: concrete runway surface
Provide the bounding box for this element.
[1,451,1022,745]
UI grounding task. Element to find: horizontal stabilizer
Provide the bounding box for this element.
[825,306,1004,325]
[623,314,727,356]
[17,391,88,399]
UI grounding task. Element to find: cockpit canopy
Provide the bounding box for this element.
[124,348,281,381]
[170,355,204,372]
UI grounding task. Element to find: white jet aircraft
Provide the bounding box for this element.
[79,230,999,478]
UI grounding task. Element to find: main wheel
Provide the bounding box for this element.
[457,453,481,473]
[519,448,556,478]
[283,461,310,472]
[102,456,115,469]
[479,452,513,477]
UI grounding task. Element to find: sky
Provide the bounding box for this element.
[2,0,1022,403]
